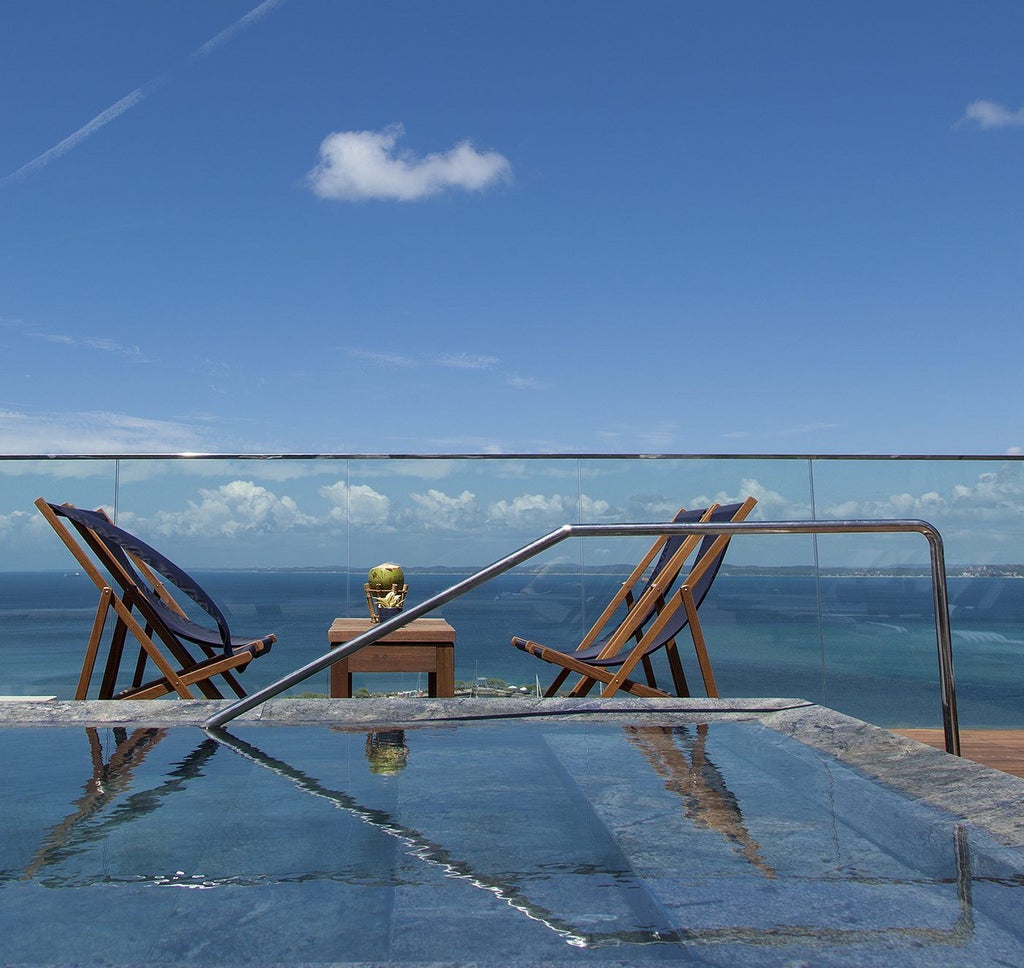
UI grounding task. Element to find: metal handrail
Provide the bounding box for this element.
[204,519,960,756]
[3,452,1021,460]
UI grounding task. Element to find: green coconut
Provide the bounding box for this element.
[367,562,405,590]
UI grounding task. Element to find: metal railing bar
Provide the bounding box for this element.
[204,518,959,755]
[1,452,1022,462]
[204,524,573,727]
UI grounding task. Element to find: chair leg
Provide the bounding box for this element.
[77,587,113,700]
[641,655,659,689]
[218,669,248,699]
[684,593,718,698]
[544,667,572,697]
[111,603,197,699]
[170,640,230,698]
[665,640,691,697]
[99,618,131,700]
[600,635,657,697]
[131,640,150,689]
[568,674,600,697]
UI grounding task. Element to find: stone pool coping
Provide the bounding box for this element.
[3,695,1023,848]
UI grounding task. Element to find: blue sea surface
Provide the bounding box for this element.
[1,570,1022,728]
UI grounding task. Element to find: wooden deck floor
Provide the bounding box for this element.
[892,729,1024,779]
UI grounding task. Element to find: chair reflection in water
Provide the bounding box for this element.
[512,498,757,698]
[36,499,275,699]
[16,723,976,952]
[21,727,217,881]
[626,724,776,878]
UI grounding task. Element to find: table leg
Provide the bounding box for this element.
[330,659,352,698]
[436,646,455,698]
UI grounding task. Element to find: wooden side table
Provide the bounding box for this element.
[327,617,456,698]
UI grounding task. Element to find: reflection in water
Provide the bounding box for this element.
[624,724,776,878]
[22,727,218,880]
[207,726,977,949]
[365,730,409,774]
[207,727,641,948]
[8,723,983,952]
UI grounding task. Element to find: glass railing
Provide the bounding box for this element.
[3,454,1022,729]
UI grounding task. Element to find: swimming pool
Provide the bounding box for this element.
[2,703,1023,966]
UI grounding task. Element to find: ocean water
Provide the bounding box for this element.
[1,570,1022,728]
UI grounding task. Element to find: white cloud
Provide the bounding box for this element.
[959,99,1024,129]
[579,494,612,519]
[345,348,418,368]
[769,421,844,438]
[823,490,908,520]
[596,422,679,451]
[624,494,686,519]
[950,471,1024,513]
[80,336,147,358]
[355,460,457,481]
[819,470,1024,525]
[0,508,38,538]
[482,491,610,529]
[2,317,150,361]
[435,353,499,370]
[693,478,804,518]
[145,480,316,537]
[487,492,568,527]
[406,488,479,530]
[0,409,209,455]
[320,481,391,527]
[506,373,540,389]
[345,346,503,372]
[307,124,511,202]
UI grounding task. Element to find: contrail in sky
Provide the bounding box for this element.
[1,87,157,187]
[1,0,287,188]
[190,0,288,60]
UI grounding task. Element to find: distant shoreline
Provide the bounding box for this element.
[18,564,1024,579]
[223,564,1024,579]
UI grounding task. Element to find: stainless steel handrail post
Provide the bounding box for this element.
[204,519,959,755]
[923,525,960,755]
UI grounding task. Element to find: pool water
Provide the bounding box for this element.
[2,719,1023,966]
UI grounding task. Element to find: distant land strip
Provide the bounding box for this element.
[243,564,1024,578]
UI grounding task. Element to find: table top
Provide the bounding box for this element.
[329,616,456,644]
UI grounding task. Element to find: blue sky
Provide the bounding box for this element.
[1,0,1022,457]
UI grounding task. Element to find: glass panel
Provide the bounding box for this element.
[0,459,118,696]
[0,458,118,569]
[345,456,588,692]
[574,456,824,703]
[811,458,1024,728]
[0,454,1020,727]
[107,456,595,696]
[112,457,355,697]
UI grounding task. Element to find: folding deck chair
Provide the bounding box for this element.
[36,498,276,700]
[511,497,757,698]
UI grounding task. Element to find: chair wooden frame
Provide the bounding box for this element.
[512,497,757,699]
[36,498,275,700]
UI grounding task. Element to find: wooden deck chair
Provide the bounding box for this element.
[36,499,276,700]
[511,497,757,698]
